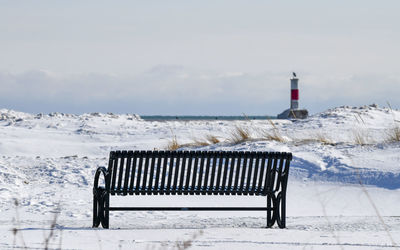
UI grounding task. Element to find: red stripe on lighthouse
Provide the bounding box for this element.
[291,89,299,100]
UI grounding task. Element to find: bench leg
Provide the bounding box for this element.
[93,194,100,228]
[266,192,286,228]
[101,193,109,229]
[276,192,286,228]
[93,188,101,228]
[266,194,277,228]
[92,188,109,229]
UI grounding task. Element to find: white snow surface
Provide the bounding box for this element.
[0,105,400,249]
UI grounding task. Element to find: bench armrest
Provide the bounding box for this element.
[93,167,110,191]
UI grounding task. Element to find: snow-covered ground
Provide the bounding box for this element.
[0,105,399,249]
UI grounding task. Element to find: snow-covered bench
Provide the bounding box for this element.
[92,150,292,229]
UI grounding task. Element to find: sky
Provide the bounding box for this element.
[1,0,400,115]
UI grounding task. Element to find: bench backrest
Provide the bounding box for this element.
[106,150,292,196]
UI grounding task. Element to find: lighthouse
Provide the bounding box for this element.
[277,73,309,119]
[290,76,299,110]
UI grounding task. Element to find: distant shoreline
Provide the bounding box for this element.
[140,115,276,121]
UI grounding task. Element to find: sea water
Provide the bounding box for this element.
[140,115,275,121]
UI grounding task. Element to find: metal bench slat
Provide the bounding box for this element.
[263,155,272,195]
[141,152,150,195]
[128,151,138,195]
[154,151,163,193]
[172,154,181,195]
[110,151,120,195]
[190,153,199,194]
[122,151,132,195]
[226,154,235,195]
[283,156,291,180]
[203,154,211,194]
[135,152,144,194]
[208,152,217,195]
[236,154,247,195]
[215,152,224,194]
[257,156,267,194]
[166,153,175,194]
[179,152,188,194]
[160,152,169,195]
[265,155,276,195]
[245,154,254,195]
[196,153,205,194]
[107,152,114,193]
[274,155,284,192]
[148,153,157,195]
[271,155,279,193]
[233,152,242,194]
[251,153,261,193]
[220,153,230,195]
[184,152,194,194]
[238,153,248,195]
[117,151,126,191]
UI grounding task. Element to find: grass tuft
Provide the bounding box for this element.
[353,130,371,145]
[166,136,181,150]
[189,134,221,147]
[293,132,334,146]
[229,125,252,144]
[386,126,400,142]
[261,130,285,142]
[205,134,220,144]
[190,138,210,147]
[315,132,334,145]
[259,120,285,142]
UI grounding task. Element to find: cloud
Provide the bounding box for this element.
[301,73,400,110]
[0,67,399,115]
